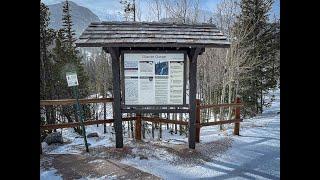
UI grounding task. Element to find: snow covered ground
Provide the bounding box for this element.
[40,168,63,180]
[41,88,279,179]
[122,89,280,179]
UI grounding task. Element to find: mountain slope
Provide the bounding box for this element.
[48,1,100,37]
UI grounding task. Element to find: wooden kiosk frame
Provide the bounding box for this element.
[76,22,230,149]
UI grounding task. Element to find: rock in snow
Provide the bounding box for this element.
[41,142,48,150]
[87,132,99,138]
[43,132,63,145]
[139,155,148,160]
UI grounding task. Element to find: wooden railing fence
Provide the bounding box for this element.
[40,97,243,153]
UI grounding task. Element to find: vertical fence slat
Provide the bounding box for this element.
[135,113,142,141]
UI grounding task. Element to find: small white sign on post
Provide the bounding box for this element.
[66,72,79,87]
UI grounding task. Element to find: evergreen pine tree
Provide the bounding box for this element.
[40,2,55,100]
[62,0,76,48]
[236,0,279,116]
[40,2,57,129]
[59,0,89,99]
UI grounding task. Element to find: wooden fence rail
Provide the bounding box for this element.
[40,97,114,106]
[141,117,188,125]
[200,119,243,127]
[40,117,136,131]
[40,116,191,131]
[40,97,243,153]
[40,117,242,131]
[40,98,243,134]
[199,103,244,109]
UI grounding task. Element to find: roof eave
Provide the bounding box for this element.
[75,42,230,48]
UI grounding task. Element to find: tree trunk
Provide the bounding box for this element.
[260,79,263,113]
[96,92,99,127]
[142,121,145,139]
[220,83,226,130]
[103,102,107,133]
[167,109,169,130]
[159,122,162,139]
[228,82,233,120]
[152,121,155,139]
[127,120,130,138]
[103,91,107,134]
[179,113,183,135]
[130,113,134,138]
[174,113,177,134]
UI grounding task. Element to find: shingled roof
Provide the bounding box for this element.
[76,21,230,48]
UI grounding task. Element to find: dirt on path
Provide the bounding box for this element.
[40,152,161,179]
[40,137,233,179]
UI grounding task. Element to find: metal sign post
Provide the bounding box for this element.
[66,72,89,152]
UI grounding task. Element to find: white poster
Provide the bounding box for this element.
[139,77,155,104]
[155,76,169,104]
[125,77,139,104]
[169,61,184,104]
[124,53,184,105]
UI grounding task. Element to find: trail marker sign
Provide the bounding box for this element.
[65,71,89,152]
[66,72,79,87]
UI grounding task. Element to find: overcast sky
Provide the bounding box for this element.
[43,0,280,21]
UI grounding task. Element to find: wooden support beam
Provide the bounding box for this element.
[107,47,124,148]
[40,98,114,106]
[187,47,202,149]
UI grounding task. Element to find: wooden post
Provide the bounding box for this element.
[135,113,142,141]
[106,47,123,148]
[195,99,201,143]
[188,47,201,149]
[234,97,241,135]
